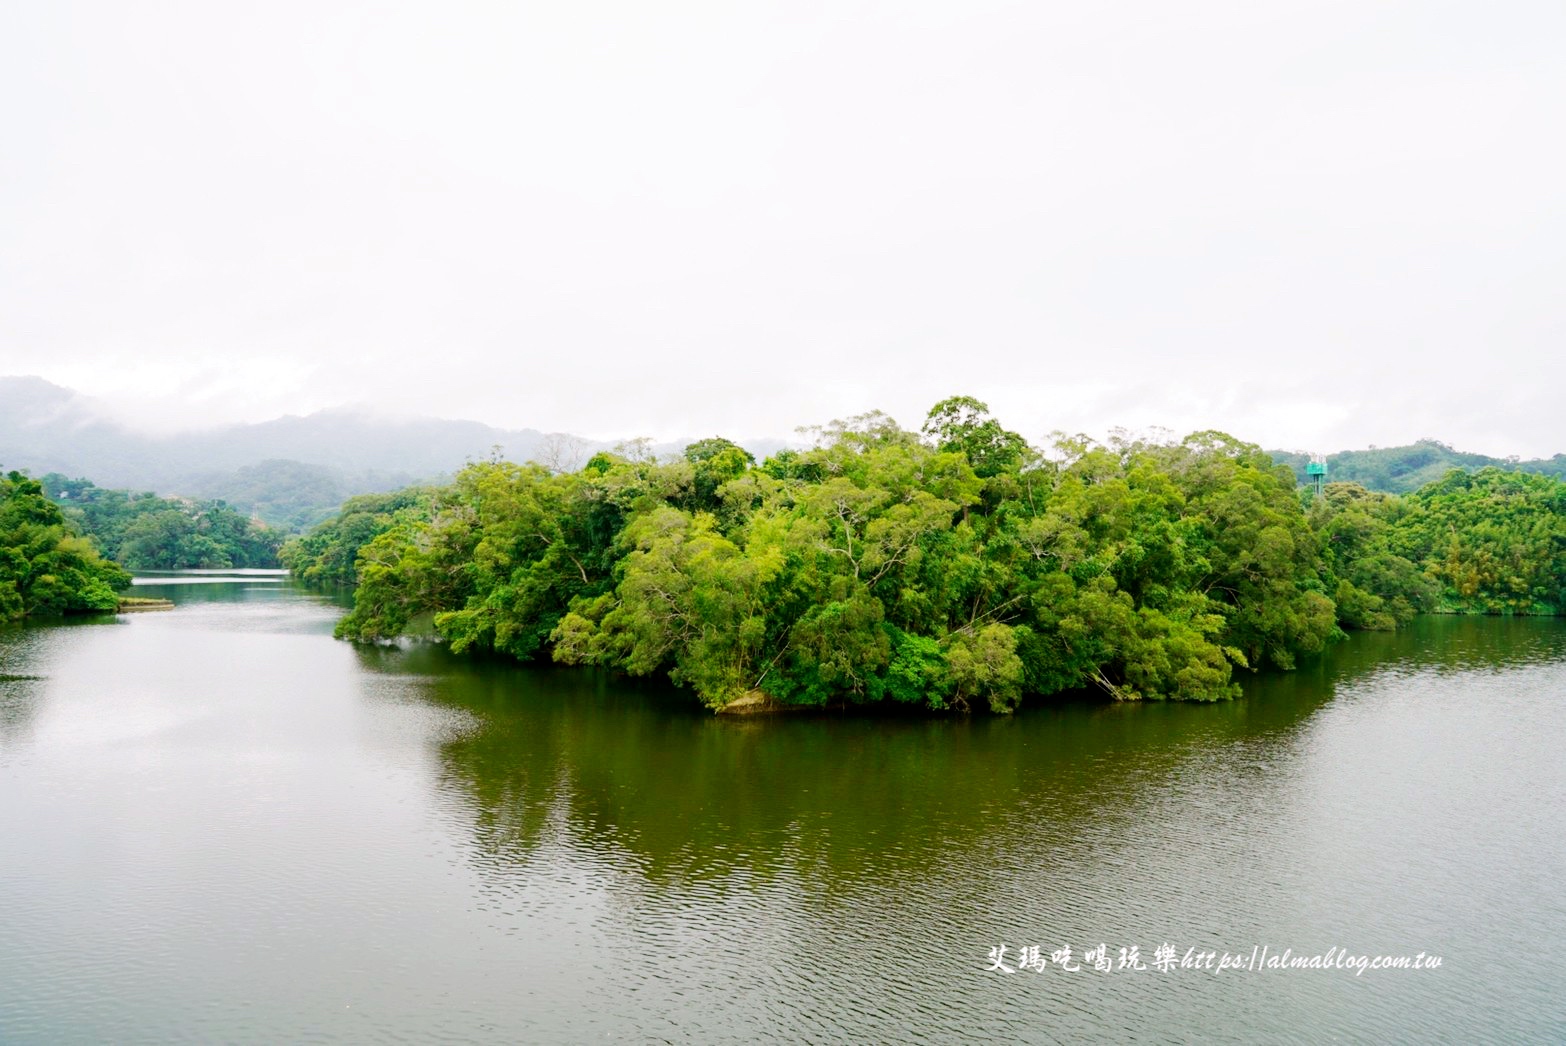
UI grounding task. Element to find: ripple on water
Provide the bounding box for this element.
[1,611,1563,1041]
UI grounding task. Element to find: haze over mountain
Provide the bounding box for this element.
[0,376,789,527]
[6,374,1562,531]
[0,375,560,482]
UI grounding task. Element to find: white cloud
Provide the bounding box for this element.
[3,1,1563,456]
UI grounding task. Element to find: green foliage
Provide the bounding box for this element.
[1,470,131,620]
[1273,439,1566,494]
[334,460,622,651]
[1302,470,1565,619]
[280,488,435,584]
[554,505,781,701]
[310,401,1566,713]
[680,437,756,521]
[1306,482,1435,629]
[921,395,1027,478]
[41,474,281,569]
[1390,468,1566,615]
[1158,431,1339,670]
[873,626,952,709]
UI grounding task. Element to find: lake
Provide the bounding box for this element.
[2,574,1563,1042]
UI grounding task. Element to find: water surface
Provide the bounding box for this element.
[2,576,1563,1042]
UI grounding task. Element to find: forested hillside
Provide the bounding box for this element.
[177,459,416,532]
[42,475,282,570]
[1272,440,1566,493]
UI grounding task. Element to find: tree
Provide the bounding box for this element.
[683,438,755,512]
[921,395,1027,478]
[0,470,129,620]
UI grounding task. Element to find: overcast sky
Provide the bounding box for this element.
[2,1,1562,456]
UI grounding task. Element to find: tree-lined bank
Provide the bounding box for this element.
[2,469,292,621]
[1,470,130,621]
[41,475,282,570]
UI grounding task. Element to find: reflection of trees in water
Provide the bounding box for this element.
[128,577,348,607]
[354,618,1563,893]
[354,646,1316,891]
[1321,615,1566,676]
[0,670,43,742]
[0,616,119,742]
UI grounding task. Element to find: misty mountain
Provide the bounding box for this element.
[0,376,788,529]
[0,376,559,484]
[0,376,554,527]
[175,460,417,532]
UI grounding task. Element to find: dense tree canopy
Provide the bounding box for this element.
[278,488,435,584]
[294,400,1565,713]
[1391,469,1566,615]
[42,475,282,570]
[1,470,130,621]
[1306,482,1436,630]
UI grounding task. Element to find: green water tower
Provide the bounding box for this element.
[1305,458,1327,496]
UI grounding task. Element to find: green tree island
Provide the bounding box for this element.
[282,400,1566,713]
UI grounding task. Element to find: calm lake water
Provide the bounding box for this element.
[2,575,1564,1043]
